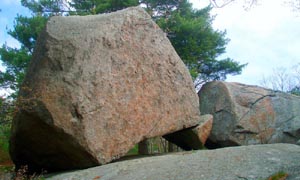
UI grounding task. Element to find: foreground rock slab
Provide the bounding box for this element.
[10,7,201,172]
[46,144,300,180]
[199,81,300,148]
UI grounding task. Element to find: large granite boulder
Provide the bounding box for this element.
[10,7,201,172]
[47,144,300,180]
[199,81,300,148]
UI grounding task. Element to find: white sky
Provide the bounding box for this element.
[191,0,300,86]
[1,0,300,87]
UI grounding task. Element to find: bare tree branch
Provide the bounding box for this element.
[209,0,258,9]
[210,0,235,8]
[260,66,298,92]
[284,0,300,11]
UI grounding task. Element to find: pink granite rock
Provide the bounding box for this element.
[10,7,201,172]
[199,81,300,148]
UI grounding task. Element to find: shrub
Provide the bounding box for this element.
[267,171,288,180]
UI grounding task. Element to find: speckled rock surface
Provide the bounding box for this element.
[199,81,300,148]
[194,114,213,145]
[10,7,200,172]
[46,144,300,180]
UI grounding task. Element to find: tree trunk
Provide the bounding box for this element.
[168,141,175,152]
[138,139,149,155]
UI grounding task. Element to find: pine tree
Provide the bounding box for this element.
[155,1,246,88]
[0,15,47,97]
[0,0,246,96]
[70,0,139,15]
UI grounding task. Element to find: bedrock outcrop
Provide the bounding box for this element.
[47,144,300,180]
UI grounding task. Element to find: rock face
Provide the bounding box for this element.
[10,7,201,172]
[47,144,300,180]
[198,81,300,148]
[194,114,213,145]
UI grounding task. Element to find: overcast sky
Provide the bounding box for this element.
[1,0,300,87]
[191,0,300,86]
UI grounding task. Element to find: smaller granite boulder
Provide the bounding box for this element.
[163,114,213,150]
[199,81,300,148]
[194,114,213,145]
